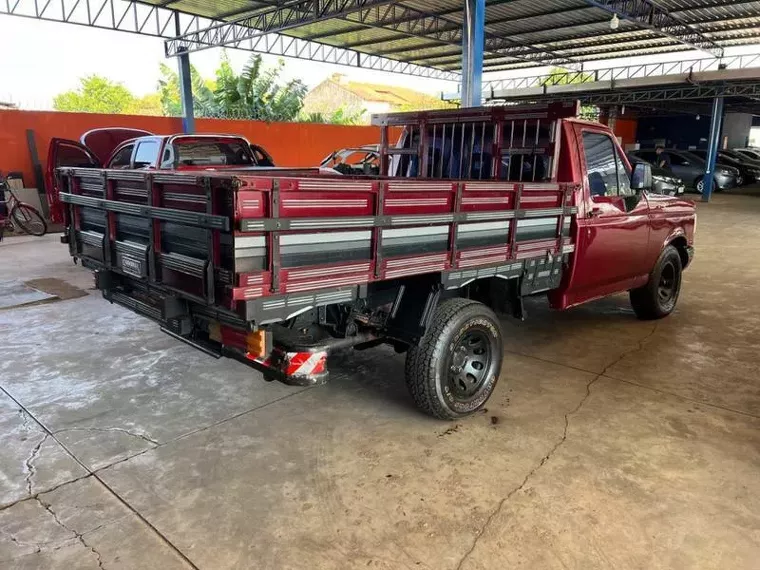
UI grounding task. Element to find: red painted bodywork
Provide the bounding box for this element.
[53,115,695,311]
[101,134,261,170]
[546,119,695,309]
[80,128,154,164]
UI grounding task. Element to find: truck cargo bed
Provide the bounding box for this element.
[58,167,576,326]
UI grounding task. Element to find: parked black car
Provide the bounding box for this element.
[688,149,760,184]
[734,148,760,161]
[630,148,740,193]
[627,154,685,196]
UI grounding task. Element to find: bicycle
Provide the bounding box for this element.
[0,173,48,240]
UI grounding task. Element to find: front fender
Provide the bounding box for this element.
[663,226,694,269]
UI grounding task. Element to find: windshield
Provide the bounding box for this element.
[174,140,254,166]
[323,149,380,175]
[678,150,706,164]
[721,150,744,160]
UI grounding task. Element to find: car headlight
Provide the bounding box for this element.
[717,168,732,175]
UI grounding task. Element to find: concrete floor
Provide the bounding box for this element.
[1,193,759,570]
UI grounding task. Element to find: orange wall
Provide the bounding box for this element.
[599,116,638,147]
[611,118,637,147]
[0,109,390,186]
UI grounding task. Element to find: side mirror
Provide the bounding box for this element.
[631,162,653,191]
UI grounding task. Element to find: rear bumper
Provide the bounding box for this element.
[224,346,329,387]
[224,328,377,387]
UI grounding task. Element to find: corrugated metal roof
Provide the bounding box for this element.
[139,0,760,73]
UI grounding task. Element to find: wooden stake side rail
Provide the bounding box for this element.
[373,101,581,181]
[57,168,578,325]
[231,175,578,304]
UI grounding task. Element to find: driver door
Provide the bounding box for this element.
[568,126,651,304]
[45,138,101,224]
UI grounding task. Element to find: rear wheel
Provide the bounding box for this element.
[11,204,47,236]
[630,245,682,320]
[405,298,503,420]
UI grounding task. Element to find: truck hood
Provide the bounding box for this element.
[80,128,155,164]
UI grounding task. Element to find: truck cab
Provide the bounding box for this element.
[554,118,694,309]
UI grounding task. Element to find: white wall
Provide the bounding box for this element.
[749,126,760,148]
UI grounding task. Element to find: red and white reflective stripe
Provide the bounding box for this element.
[284,351,327,377]
[249,350,327,378]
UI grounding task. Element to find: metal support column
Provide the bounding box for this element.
[177,48,195,134]
[460,0,485,108]
[175,13,195,134]
[607,105,618,136]
[702,96,724,202]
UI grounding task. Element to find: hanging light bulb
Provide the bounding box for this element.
[610,14,620,30]
[696,114,701,120]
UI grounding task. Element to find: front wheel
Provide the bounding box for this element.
[405,298,503,420]
[695,176,722,194]
[630,245,682,320]
[11,204,47,236]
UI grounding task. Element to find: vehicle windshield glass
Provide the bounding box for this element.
[342,151,375,164]
[325,149,380,175]
[58,143,99,168]
[174,140,254,166]
[679,151,705,164]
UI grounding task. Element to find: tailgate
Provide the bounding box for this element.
[58,168,233,306]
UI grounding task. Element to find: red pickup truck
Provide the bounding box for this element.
[53,102,695,419]
[46,129,277,223]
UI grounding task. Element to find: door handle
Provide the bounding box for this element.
[587,206,602,218]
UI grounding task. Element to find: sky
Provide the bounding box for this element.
[0,15,454,109]
[1,13,759,111]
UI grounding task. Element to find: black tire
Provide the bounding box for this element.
[405,298,503,420]
[695,176,722,194]
[11,204,47,236]
[630,245,682,320]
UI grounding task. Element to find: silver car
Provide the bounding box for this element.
[630,149,739,193]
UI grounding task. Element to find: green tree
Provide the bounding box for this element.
[214,53,307,121]
[540,67,598,118]
[157,63,217,117]
[124,93,164,116]
[53,75,135,113]
[157,53,306,121]
[54,54,308,121]
[299,106,365,125]
[540,67,595,87]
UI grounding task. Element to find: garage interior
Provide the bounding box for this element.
[1,1,760,569]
